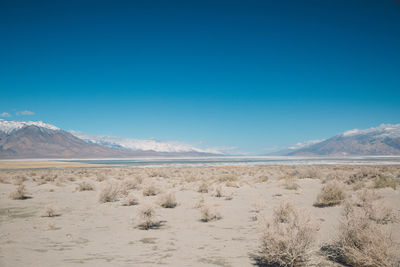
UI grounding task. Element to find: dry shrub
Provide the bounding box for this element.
[273,201,296,223]
[214,186,223,197]
[10,184,28,200]
[99,181,120,203]
[13,176,27,185]
[159,193,177,208]
[255,203,317,267]
[119,178,139,195]
[225,181,239,188]
[283,178,299,190]
[41,205,58,217]
[356,190,397,224]
[251,201,264,221]
[314,181,346,207]
[142,185,158,196]
[194,196,205,209]
[198,182,209,193]
[373,174,397,190]
[218,174,238,183]
[77,181,95,191]
[137,205,160,230]
[121,195,138,206]
[322,202,397,267]
[200,205,222,222]
[256,175,269,183]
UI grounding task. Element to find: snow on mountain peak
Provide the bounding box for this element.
[0,119,60,134]
[69,131,223,154]
[340,123,400,138]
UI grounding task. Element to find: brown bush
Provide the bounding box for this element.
[159,193,177,208]
[255,203,317,266]
[77,181,95,191]
[373,174,397,190]
[314,181,346,207]
[322,202,397,267]
[200,205,222,222]
[99,181,120,203]
[10,184,28,200]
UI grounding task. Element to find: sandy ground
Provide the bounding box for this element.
[0,165,399,266]
[0,161,105,169]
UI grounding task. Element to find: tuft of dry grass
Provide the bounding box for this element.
[214,186,223,197]
[283,178,300,190]
[77,181,95,191]
[41,205,58,217]
[314,181,346,207]
[322,202,397,267]
[137,205,161,230]
[142,185,158,196]
[99,181,120,203]
[373,174,397,190]
[198,182,209,193]
[254,202,317,267]
[200,205,222,222]
[159,193,177,208]
[121,195,138,206]
[9,184,28,200]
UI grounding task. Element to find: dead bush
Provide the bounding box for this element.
[214,186,223,197]
[142,185,158,196]
[10,184,28,200]
[137,205,161,230]
[322,202,397,267]
[373,174,397,190]
[121,195,138,206]
[198,182,209,193]
[41,205,59,217]
[99,181,120,203]
[254,203,317,266]
[314,181,346,207]
[200,205,222,222]
[159,193,177,208]
[77,181,95,191]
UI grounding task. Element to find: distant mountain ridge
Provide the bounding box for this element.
[0,119,219,159]
[287,124,400,156]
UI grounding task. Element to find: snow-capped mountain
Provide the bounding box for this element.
[0,119,59,134]
[287,124,400,156]
[0,119,220,159]
[69,131,222,154]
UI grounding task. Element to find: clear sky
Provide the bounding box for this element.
[1,0,400,154]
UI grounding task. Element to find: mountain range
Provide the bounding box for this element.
[1,119,400,159]
[285,124,400,156]
[0,120,219,159]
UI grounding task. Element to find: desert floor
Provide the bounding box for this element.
[0,165,399,266]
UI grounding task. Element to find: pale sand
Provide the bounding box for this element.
[0,161,105,169]
[0,166,399,266]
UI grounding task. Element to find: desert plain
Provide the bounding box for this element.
[0,164,399,266]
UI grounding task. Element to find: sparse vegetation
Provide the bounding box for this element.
[198,182,209,193]
[214,186,223,197]
[374,174,397,190]
[314,181,346,207]
[41,205,58,217]
[10,184,28,200]
[99,181,120,203]
[142,185,158,196]
[159,193,177,208]
[77,181,95,191]
[255,203,317,267]
[200,205,222,222]
[322,202,397,267]
[121,195,138,206]
[137,205,160,230]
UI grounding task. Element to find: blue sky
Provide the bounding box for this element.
[1,0,400,154]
